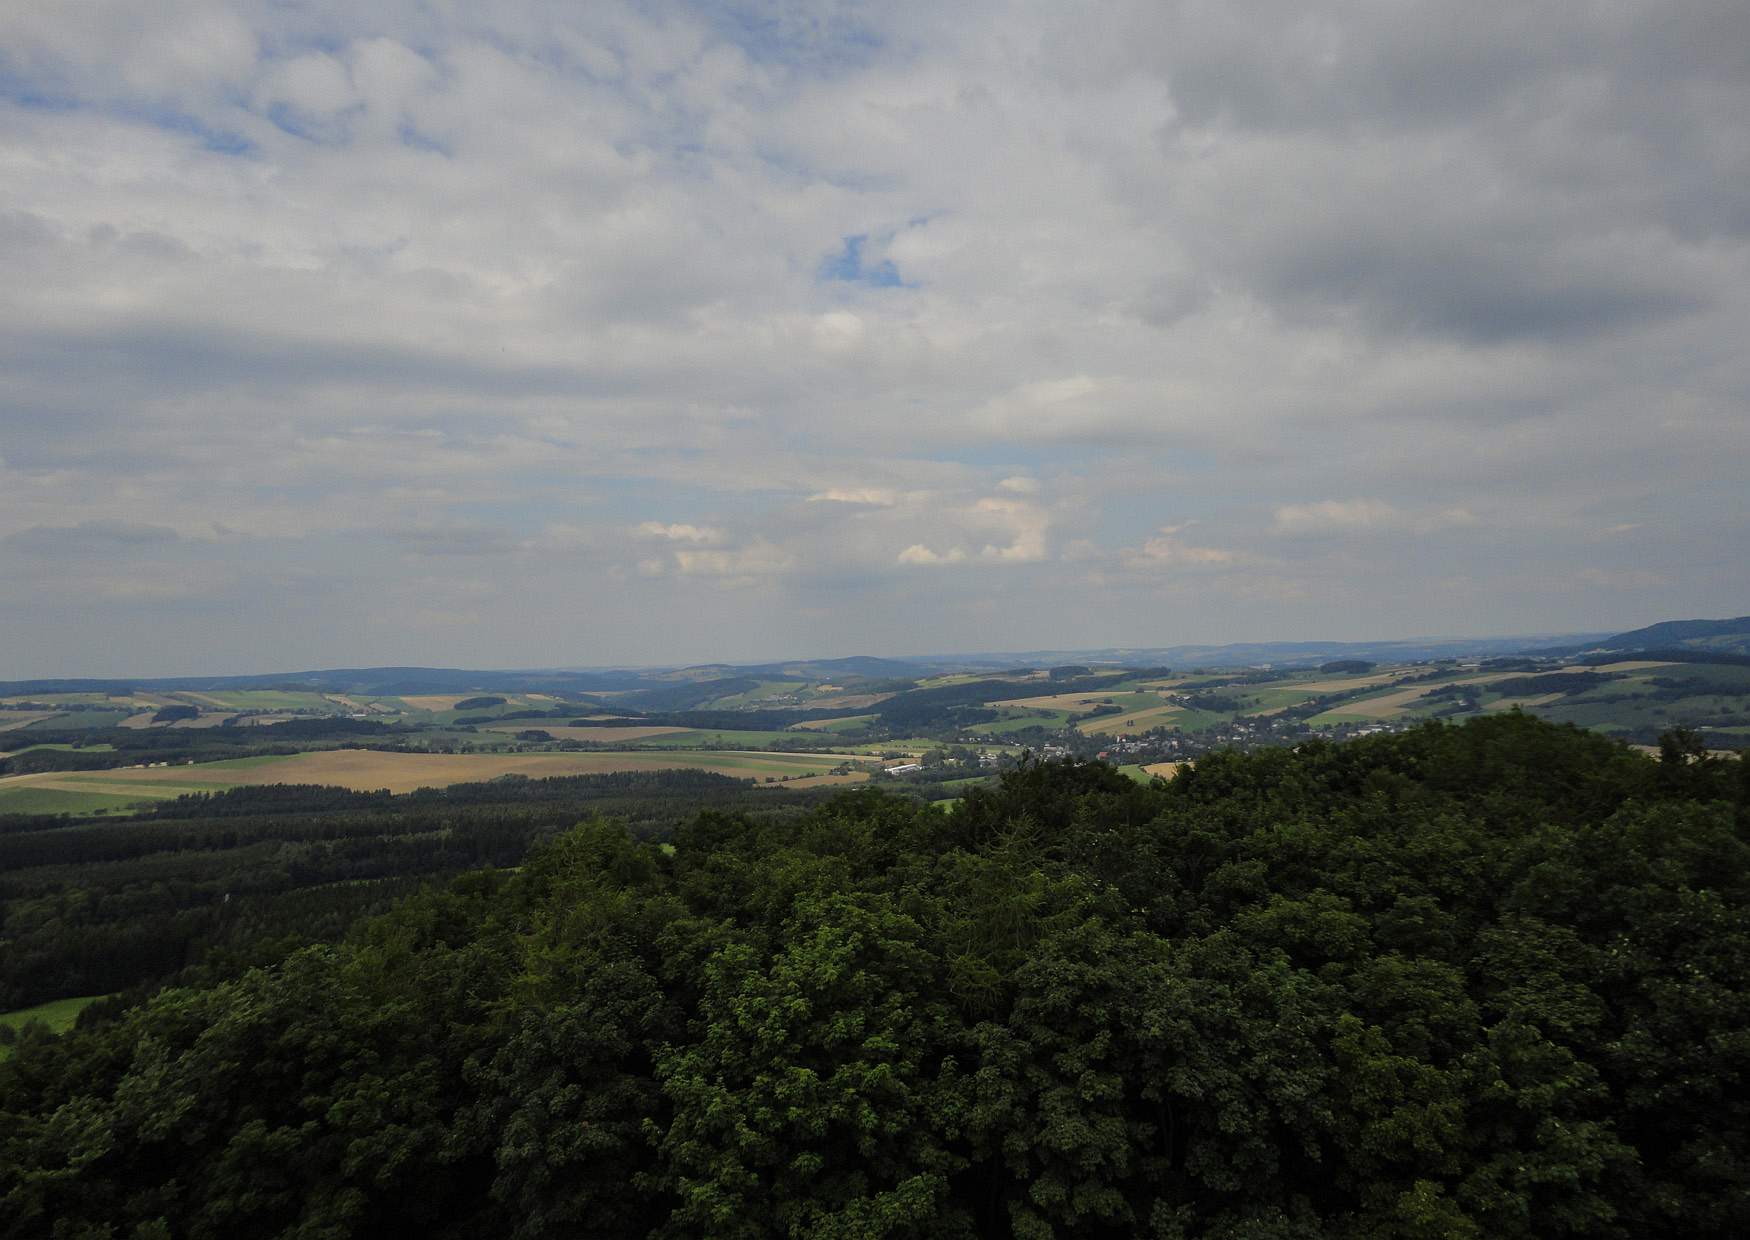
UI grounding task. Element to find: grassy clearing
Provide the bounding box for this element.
[2,742,116,755]
[0,996,106,1059]
[789,714,877,733]
[969,711,1076,736]
[0,786,175,816]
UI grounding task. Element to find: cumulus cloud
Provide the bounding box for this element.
[634,522,726,545]
[1121,529,1242,570]
[897,544,967,566]
[0,0,1745,671]
[807,487,899,506]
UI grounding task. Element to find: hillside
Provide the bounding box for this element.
[4,714,1746,1238]
[1584,614,1750,656]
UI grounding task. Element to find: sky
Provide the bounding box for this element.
[2,0,1747,676]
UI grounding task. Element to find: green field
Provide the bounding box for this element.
[0,786,174,816]
[969,710,1076,736]
[792,714,877,734]
[706,680,811,708]
[26,710,135,729]
[2,742,116,755]
[629,728,807,749]
[0,995,106,1059]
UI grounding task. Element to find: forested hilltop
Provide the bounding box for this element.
[3,715,1747,1238]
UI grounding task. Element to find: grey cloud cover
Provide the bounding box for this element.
[0,0,1745,675]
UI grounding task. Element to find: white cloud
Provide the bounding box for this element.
[672,542,794,578]
[0,0,1746,671]
[897,544,966,566]
[635,522,725,544]
[1123,529,1240,569]
[1271,500,1479,536]
[807,487,899,506]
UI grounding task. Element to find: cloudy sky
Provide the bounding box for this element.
[2,1,1747,675]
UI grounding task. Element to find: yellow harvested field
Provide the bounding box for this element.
[0,748,863,796]
[480,724,692,741]
[117,713,163,730]
[178,692,238,708]
[0,712,62,731]
[169,714,241,729]
[1143,761,1191,779]
[1336,686,1439,717]
[1079,704,1182,735]
[1335,672,1522,718]
[1294,672,1406,693]
[397,695,473,711]
[1579,661,1676,673]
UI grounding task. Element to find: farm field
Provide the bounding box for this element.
[1078,703,1183,735]
[990,689,1151,712]
[0,713,66,731]
[4,742,116,755]
[481,724,694,741]
[969,710,1078,736]
[789,714,876,732]
[0,996,106,1061]
[0,748,867,803]
[752,771,871,790]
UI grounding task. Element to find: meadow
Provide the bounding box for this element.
[0,995,105,1061]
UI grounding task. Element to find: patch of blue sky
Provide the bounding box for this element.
[112,101,258,154]
[398,123,451,156]
[755,144,896,193]
[0,65,78,113]
[265,101,355,145]
[695,2,884,73]
[819,235,906,288]
[0,74,255,155]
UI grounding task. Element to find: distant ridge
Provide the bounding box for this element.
[1530,615,1750,659]
[5,633,1637,695]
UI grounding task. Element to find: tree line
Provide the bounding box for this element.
[2,714,1745,1236]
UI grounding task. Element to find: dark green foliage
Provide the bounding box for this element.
[0,772,819,1010]
[3,714,1746,1238]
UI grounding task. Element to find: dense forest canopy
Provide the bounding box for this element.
[2,714,1747,1237]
